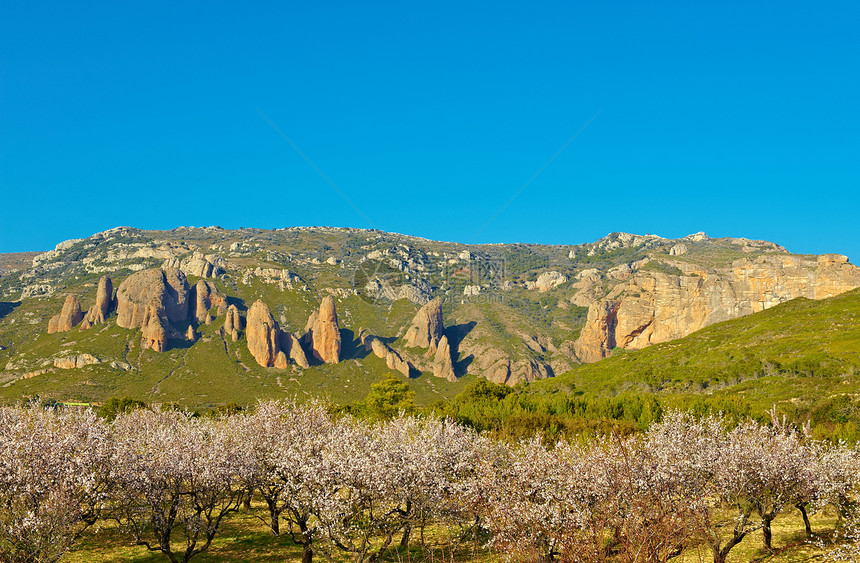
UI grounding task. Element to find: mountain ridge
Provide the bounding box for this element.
[0,226,857,407]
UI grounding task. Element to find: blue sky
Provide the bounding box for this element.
[1,1,858,259]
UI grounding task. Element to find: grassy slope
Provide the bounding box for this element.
[0,287,471,410]
[63,501,842,562]
[530,288,860,419]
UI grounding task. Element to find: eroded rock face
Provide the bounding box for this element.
[164,252,225,278]
[246,300,307,369]
[141,312,168,352]
[360,330,412,377]
[116,268,191,329]
[114,268,191,351]
[246,300,281,368]
[527,271,569,292]
[574,254,860,362]
[47,294,84,334]
[190,280,226,324]
[432,335,456,382]
[305,296,341,364]
[280,331,309,369]
[81,276,114,329]
[223,304,243,342]
[404,297,444,351]
[53,354,100,369]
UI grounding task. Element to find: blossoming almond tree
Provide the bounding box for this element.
[232,399,334,563]
[0,405,113,563]
[110,410,247,563]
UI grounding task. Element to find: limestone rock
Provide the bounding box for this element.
[190,280,226,324]
[186,325,196,341]
[532,271,569,292]
[81,276,114,329]
[223,305,243,342]
[176,252,225,278]
[669,243,688,256]
[53,354,100,369]
[246,300,281,368]
[573,301,619,363]
[360,330,412,377]
[305,296,341,364]
[141,313,167,352]
[116,268,191,329]
[432,335,456,382]
[574,254,860,362]
[404,297,444,352]
[47,295,84,334]
[280,331,309,368]
[246,300,307,369]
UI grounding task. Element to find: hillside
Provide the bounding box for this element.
[0,226,857,410]
[527,288,860,434]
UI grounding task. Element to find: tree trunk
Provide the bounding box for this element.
[711,531,747,563]
[265,498,280,536]
[399,524,411,549]
[797,503,812,535]
[243,488,252,510]
[301,544,313,563]
[762,514,774,550]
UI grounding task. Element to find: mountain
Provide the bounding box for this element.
[525,287,860,436]
[0,226,857,409]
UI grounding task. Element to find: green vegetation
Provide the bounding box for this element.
[639,260,684,276]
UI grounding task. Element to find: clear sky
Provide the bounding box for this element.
[1,1,858,259]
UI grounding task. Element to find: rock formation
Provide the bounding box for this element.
[432,335,456,381]
[404,297,444,352]
[164,252,225,278]
[246,300,307,368]
[115,268,191,351]
[526,271,569,292]
[246,300,281,368]
[304,296,341,364]
[141,313,168,352]
[401,298,457,380]
[80,276,113,329]
[359,330,413,377]
[47,295,84,334]
[116,268,191,329]
[223,305,243,341]
[669,243,688,256]
[190,280,226,324]
[183,253,224,278]
[280,331,310,368]
[53,354,100,369]
[574,254,860,362]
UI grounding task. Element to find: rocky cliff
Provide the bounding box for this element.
[114,268,191,351]
[304,296,341,364]
[47,295,83,334]
[3,226,859,397]
[574,253,860,362]
[80,276,114,329]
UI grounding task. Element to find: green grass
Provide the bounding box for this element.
[60,500,846,562]
[524,288,860,431]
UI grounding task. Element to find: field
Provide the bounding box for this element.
[62,502,844,562]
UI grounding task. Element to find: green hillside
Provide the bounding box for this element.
[511,288,860,439]
[1,227,858,422]
[537,287,860,394]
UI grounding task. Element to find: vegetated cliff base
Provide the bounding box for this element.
[0,226,857,406]
[574,252,860,362]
